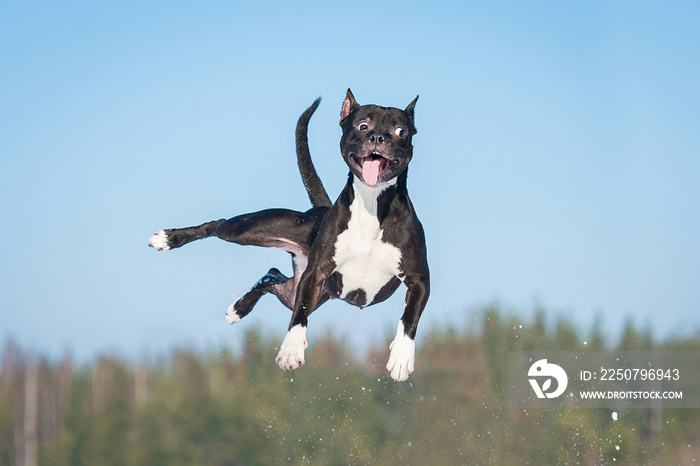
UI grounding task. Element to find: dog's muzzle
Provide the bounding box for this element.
[350,152,402,186]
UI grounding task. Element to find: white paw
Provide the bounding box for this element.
[386,322,415,382]
[225,302,241,324]
[148,230,170,251]
[275,325,308,371]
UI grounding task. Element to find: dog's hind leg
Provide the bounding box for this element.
[225,236,330,323]
[150,208,328,319]
[226,268,289,323]
[214,207,329,322]
[225,267,298,323]
[149,219,226,251]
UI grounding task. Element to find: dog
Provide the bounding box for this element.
[148,89,429,382]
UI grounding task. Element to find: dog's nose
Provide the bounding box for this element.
[369,133,385,144]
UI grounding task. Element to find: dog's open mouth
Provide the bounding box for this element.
[350,153,401,186]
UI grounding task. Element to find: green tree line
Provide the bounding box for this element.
[2,307,699,465]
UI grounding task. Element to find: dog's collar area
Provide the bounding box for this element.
[352,174,397,195]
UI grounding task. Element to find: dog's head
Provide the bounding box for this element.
[339,89,418,186]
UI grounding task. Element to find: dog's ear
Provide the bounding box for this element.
[405,95,419,134]
[340,88,359,124]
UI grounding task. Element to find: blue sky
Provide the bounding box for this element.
[2,1,699,362]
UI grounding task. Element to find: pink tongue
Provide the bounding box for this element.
[362,158,382,186]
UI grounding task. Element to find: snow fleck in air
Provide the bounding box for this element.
[612,411,618,421]
[616,445,620,451]
[583,340,588,345]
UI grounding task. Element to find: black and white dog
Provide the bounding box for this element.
[149,90,429,382]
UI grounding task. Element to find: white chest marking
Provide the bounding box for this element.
[332,177,402,306]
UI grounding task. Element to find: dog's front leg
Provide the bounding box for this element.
[275,263,330,371]
[387,273,430,382]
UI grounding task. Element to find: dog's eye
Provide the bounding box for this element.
[358,121,369,131]
[394,127,406,138]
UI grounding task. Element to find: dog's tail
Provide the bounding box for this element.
[296,98,332,208]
